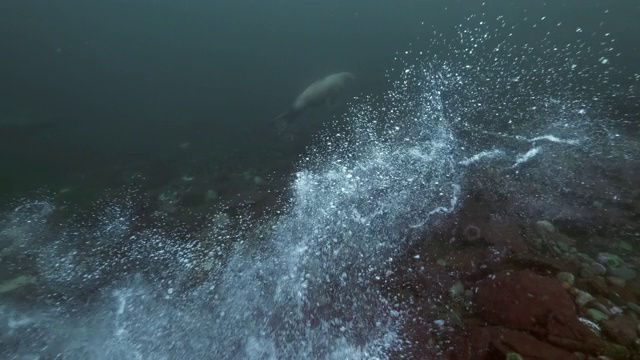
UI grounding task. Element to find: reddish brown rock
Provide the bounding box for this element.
[475,270,577,332]
[601,316,639,347]
[442,247,499,275]
[446,326,580,360]
[484,218,529,253]
[474,269,603,354]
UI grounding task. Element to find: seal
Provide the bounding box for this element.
[274,72,355,123]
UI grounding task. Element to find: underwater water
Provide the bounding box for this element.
[1,1,640,360]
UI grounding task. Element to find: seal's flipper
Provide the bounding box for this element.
[267,110,295,137]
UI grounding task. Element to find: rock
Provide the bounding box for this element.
[586,308,610,323]
[556,241,571,253]
[627,281,640,298]
[475,270,577,330]
[486,327,580,360]
[601,316,638,347]
[612,240,633,254]
[506,352,524,360]
[606,292,628,307]
[449,280,465,298]
[608,266,638,281]
[601,341,630,359]
[590,302,613,317]
[572,289,595,307]
[627,302,640,315]
[580,267,595,278]
[585,277,609,295]
[448,326,580,360]
[557,272,576,286]
[580,262,607,278]
[606,276,626,287]
[536,220,556,234]
[483,218,528,253]
[597,253,623,268]
[505,253,565,273]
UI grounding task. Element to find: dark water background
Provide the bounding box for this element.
[0,0,638,197]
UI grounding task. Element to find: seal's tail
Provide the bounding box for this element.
[268,109,301,137]
[273,108,301,123]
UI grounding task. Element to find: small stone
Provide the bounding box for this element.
[601,316,638,347]
[576,252,593,263]
[535,220,556,234]
[627,281,640,298]
[580,267,595,278]
[609,266,638,281]
[597,252,623,269]
[610,306,623,316]
[556,241,570,253]
[436,258,447,266]
[532,237,544,250]
[557,272,575,286]
[573,289,595,307]
[586,308,610,323]
[613,240,633,254]
[601,341,630,359]
[627,302,640,315]
[589,262,608,276]
[506,352,524,360]
[449,280,465,298]
[606,276,626,287]
[591,302,613,317]
[587,277,609,295]
[607,292,627,307]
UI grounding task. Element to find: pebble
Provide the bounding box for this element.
[577,252,593,263]
[506,352,524,360]
[581,262,607,278]
[449,281,465,298]
[613,240,633,254]
[556,241,570,253]
[591,302,613,317]
[557,272,575,285]
[573,289,595,307]
[606,276,626,287]
[627,302,640,315]
[607,292,627,307]
[532,237,543,250]
[597,252,623,268]
[535,220,555,234]
[608,266,638,281]
[586,308,610,323]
